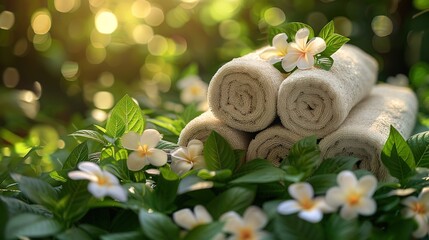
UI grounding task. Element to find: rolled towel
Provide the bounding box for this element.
[178,111,252,150]
[207,48,286,132]
[246,124,302,167]
[319,84,418,181]
[277,44,378,138]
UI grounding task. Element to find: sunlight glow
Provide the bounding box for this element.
[95,10,118,34]
[131,0,152,18]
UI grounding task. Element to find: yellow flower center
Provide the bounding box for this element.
[190,86,201,95]
[412,202,427,214]
[138,144,151,157]
[347,193,361,206]
[96,175,111,186]
[300,199,315,210]
[239,227,254,240]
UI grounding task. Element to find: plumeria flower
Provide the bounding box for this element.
[401,190,429,238]
[121,129,167,171]
[173,205,213,230]
[177,75,208,105]
[68,161,128,202]
[282,28,326,72]
[277,182,333,223]
[220,206,268,240]
[171,139,205,176]
[325,170,377,220]
[259,33,289,64]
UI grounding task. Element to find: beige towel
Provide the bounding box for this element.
[246,124,302,167]
[277,44,378,138]
[178,111,252,150]
[319,84,418,181]
[207,48,286,132]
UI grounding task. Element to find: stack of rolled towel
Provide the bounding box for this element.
[178,44,418,181]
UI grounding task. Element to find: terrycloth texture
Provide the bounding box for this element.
[246,124,302,167]
[178,111,252,150]
[208,48,286,132]
[277,44,378,138]
[319,84,418,181]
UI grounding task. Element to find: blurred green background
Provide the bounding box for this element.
[1,0,429,171]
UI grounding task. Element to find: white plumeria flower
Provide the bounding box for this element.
[171,139,205,176]
[177,75,208,104]
[401,190,429,238]
[277,182,333,223]
[325,170,377,220]
[282,28,326,72]
[121,129,167,171]
[259,33,289,64]
[220,206,268,240]
[68,161,128,202]
[173,205,213,230]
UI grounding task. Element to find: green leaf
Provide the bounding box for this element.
[283,22,314,41]
[177,175,214,194]
[267,27,286,45]
[407,131,429,168]
[183,222,224,240]
[314,55,334,71]
[0,196,52,217]
[323,214,359,240]
[381,126,415,181]
[274,214,324,240]
[12,174,58,208]
[231,159,285,184]
[56,179,92,223]
[207,186,255,219]
[306,174,337,195]
[139,210,180,240]
[56,227,92,240]
[156,140,179,151]
[313,156,359,175]
[318,20,335,40]
[180,104,202,125]
[197,169,232,181]
[69,130,109,145]
[63,141,89,170]
[101,231,146,240]
[5,213,63,239]
[0,199,7,237]
[284,136,321,178]
[106,94,145,138]
[321,33,350,57]
[203,131,236,171]
[153,167,180,212]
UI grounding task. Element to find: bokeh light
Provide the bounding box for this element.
[3,67,20,88]
[31,10,52,35]
[131,0,152,18]
[133,24,154,44]
[371,15,393,37]
[61,61,80,80]
[54,0,80,13]
[93,91,114,109]
[144,6,165,26]
[95,10,118,34]
[0,10,15,30]
[263,7,286,26]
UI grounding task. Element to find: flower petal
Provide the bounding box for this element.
[171,159,193,176]
[220,211,243,234]
[296,53,314,69]
[88,182,108,199]
[277,200,301,215]
[288,182,314,201]
[68,171,97,182]
[420,191,429,207]
[273,33,288,53]
[188,139,204,157]
[103,170,120,185]
[107,185,128,202]
[281,51,300,72]
[413,215,429,238]
[339,205,358,220]
[306,37,326,54]
[295,28,309,50]
[243,206,268,230]
[298,208,323,223]
[147,148,168,166]
[326,187,346,208]
[357,198,376,216]
[192,156,206,170]
[401,196,418,208]
[121,132,141,150]
[78,162,102,175]
[194,205,213,224]
[171,147,189,162]
[173,208,197,230]
[259,48,281,61]
[140,129,162,148]
[337,171,357,189]
[127,152,149,171]
[358,175,378,196]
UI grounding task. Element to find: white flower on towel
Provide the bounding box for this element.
[325,170,377,220]
[282,28,326,72]
[171,139,206,176]
[259,33,289,64]
[401,189,429,238]
[220,206,268,240]
[277,182,333,223]
[68,161,128,202]
[121,129,167,171]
